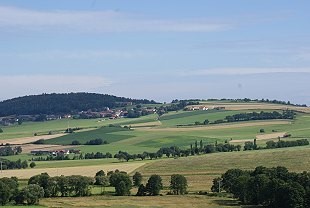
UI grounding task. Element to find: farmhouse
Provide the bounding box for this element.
[31,149,71,156]
[186,106,209,111]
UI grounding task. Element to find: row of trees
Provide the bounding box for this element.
[0,170,188,206]
[191,110,295,126]
[114,140,242,162]
[212,166,310,208]
[266,139,309,149]
[85,138,108,145]
[205,98,307,107]
[0,159,28,170]
[244,138,309,151]
[0,145,22,156]
[225,110,295,122]
[0,177,44,206]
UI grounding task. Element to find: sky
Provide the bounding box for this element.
[1,0,310,104]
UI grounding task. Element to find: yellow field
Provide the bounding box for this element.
[230,132,286,143]
[40,195,239,208]
[139,120,290,132]
[189,102,310,113]
[0,162,145,179]
[0,134,64,145]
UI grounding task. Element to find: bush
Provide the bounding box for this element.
[71,140,81,145]
[0,128,3,133]
[17,184,44,205]
[85,138,104,145]
[30,162,36,168]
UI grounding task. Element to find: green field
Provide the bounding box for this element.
[0,114,158,140]
[45,126,134,145]
[137,145,310,192]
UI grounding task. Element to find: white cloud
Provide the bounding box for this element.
[183,67,310,76]
[0,6,232,33]
[0,75,112,101]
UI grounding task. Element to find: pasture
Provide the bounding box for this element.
[137,145,310,192]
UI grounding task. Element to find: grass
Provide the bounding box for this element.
[137,145,310,192]
[45,126,134,145]
[0,114,158,140]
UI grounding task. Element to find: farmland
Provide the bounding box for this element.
[1,101,310,207]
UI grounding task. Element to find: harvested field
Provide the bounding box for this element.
[130,120,162,127]
[40,195,239,208]
[0,134,64,145]
[188,103,310,113]
[230,132,286,143]
[0,162,145,179]
[256,132,286,140]
[139,120,290,132]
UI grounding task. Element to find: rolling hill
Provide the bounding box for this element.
[0,93,158,116]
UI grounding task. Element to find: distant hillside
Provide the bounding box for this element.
[0,93,158,116]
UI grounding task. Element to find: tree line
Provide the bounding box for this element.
[210,110,295,125]
[243,138,309,151]
[30,137,309,163]
[71,138,109,145]
[0,145,22,156]
[0,158,28,170]
[205,98,307,107]
[212,166,310,208]
[0,170,188,206]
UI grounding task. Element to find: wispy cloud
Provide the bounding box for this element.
[0,75,112,101]
[182,67,310,76]
[0,6,232,33]
[1,50,149,60]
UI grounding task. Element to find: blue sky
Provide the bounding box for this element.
[1,0,310,104]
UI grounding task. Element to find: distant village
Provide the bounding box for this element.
[0,103,157,126]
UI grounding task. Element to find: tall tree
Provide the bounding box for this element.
[133,172,143,187]
[170,174,188,195]
[109,173,132,196]
[145,175,163,196]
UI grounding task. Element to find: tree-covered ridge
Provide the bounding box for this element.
[0,93,158,116]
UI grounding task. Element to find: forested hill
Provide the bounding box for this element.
[0,93,158,116]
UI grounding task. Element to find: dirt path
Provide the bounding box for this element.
[138,120,290,132]
[0,134,65,145]
[0,162,146,179]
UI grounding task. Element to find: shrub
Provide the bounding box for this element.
[71,140,81,145]
[30,162,36,168]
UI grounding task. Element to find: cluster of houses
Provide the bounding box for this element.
[78,108,128,120]
[186,106,226,111]
[0,116,17,126]
[30,149,81,156]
